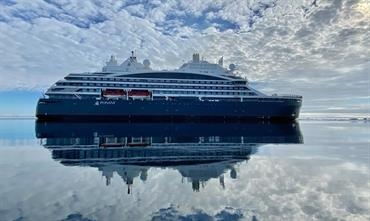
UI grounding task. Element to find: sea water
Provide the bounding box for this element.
[0,119,368,221]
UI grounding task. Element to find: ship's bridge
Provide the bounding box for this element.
[102,51,152,73]
[177,53,231,75]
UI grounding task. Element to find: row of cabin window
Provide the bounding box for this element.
[59,82,248,90]
[68,76,237,85]
[154,90,256,96]
[79,88,100,92]
[78,88,255,95]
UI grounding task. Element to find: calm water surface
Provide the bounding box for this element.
[0,120,369,221]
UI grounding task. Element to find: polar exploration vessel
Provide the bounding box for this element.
[36,51,302,120]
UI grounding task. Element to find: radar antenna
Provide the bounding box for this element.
[229,63,236,71]
[130,50,137,62]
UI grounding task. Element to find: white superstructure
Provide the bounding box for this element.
[46,52,265,101]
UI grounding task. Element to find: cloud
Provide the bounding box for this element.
[0,0,369,114]
[150,206,244,221]
[60,213,95,221]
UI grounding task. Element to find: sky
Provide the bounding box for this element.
[0,0,369,116]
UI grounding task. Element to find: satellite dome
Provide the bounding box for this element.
[143,59,151,68]
[230,168,237,179]
[229,63,236,71]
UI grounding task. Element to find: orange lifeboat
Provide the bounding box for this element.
[101,89,126,98]
[127,90,152,99]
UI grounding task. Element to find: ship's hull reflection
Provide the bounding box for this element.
[36,121,303,192]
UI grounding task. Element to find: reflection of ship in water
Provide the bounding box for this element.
[36,121,303,192]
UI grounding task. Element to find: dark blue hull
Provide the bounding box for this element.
[36,97,302,120]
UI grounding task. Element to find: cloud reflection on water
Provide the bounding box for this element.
[0,120,368,220]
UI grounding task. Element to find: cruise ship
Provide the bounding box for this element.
[36,51,302,120]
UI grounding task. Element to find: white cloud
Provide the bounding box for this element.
[0,0,369,114]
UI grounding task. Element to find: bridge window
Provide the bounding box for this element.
[121,72,225,80]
